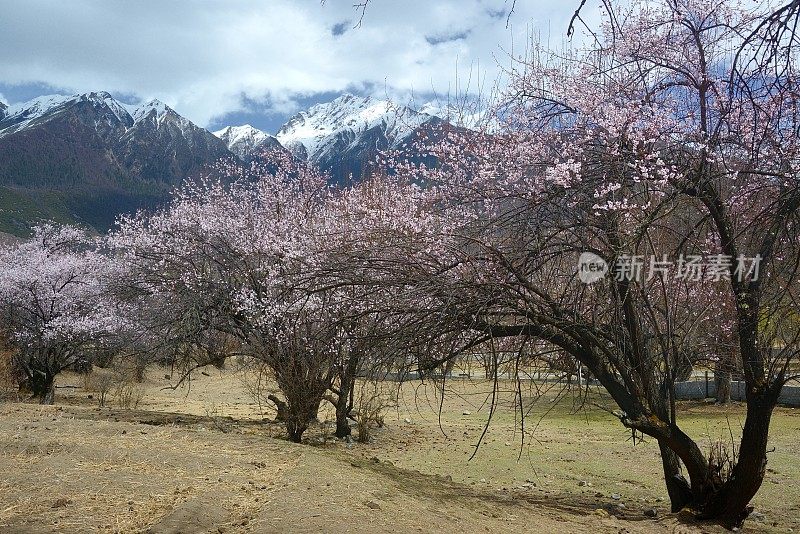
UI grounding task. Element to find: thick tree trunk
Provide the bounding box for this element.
[40,384,55,405]
[286,423,305,443]
[334,383,353,438]
[281,387,326,443]
[582,358,770,528]
[25,371,56,405]
[698,394,774,528]
[501,303,773,529]
[334,350,359,439]
[658,442,693,512]
[714,366,732,404]
[267,394,288,422]
[334,401,351,438]
[285,401,318,443]
[649,393,776,529]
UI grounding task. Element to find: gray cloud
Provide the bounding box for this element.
[425,30,472,46]
[0,0,599,127]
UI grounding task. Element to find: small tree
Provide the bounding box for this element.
[0,225,125,403]
[112,153,356,442]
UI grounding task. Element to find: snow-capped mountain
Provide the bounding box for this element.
[214,124,282,160]
[0,92,211,143]
[0,92,133,141]
[276,93,438,160]
[129,99,167,123]
[417,100,491,130]
[0,91,233,232]
[118,100,233,183]
[275,93,442,183]
[0,90,460,234]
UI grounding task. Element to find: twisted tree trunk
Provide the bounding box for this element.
[20,369,56,405]
[697,393,774,528]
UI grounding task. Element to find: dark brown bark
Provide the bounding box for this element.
[334,345,360,438]
[284,396,320,443]
[473,280,775,528]
[715,368,732,404]
[333,382,354,438]
[286,423,305,443]
[637,390,777,528]
[698,393,775,528]
[658,442,693,512]
[334,396,351,438]
[276,378,327,443]
[20,370,56,405]
[267,394,288,422]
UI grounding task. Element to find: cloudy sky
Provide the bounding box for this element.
[0,0,598,133]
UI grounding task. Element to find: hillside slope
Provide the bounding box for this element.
[0,92,234,235]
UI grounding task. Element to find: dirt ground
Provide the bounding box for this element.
[0,366,798,533]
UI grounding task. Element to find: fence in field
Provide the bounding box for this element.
[377,367,800,408]
[674,374,800,407]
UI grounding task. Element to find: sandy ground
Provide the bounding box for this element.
[0,366,797,533]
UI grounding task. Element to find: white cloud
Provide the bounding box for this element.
[0,0,601,126]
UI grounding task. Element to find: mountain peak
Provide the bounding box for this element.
[3,92,121,119]
[130,99,171,123]
[331,92,369,105]
[0,93,195,138]
[85,91,114,100]
[0,94,86,138]
[213,124,279,159]
[215,124,263,137]
[5,93,76,115]
[0,90,234,234]
[276,94,437,164]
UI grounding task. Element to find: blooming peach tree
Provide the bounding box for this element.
[0,225,126,403]
[340,0,800,527]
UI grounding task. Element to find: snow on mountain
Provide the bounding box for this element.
[97,92,136,126]
[275,94,438,163]
[214,124,280,159]
[0,90,463,194]
[417,100,489,130]
[0,91,239,233]
[0,93,210,144]
[0,91,139,139]
[124,98,207,142]
[0,91,452,165]
[129,99,169,123]
[0,101,7,121]
[0,94,81,138]
[4,93,76,120]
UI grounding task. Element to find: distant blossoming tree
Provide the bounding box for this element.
[112,153,397,441]
[0,225,125,403]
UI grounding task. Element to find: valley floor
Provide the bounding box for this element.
[0,368,798,533]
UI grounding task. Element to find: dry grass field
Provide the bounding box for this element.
[0,366,798,533]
